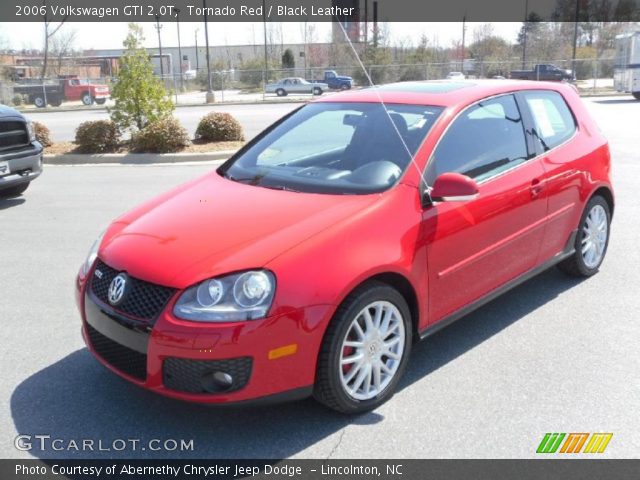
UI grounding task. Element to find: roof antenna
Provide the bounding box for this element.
[334,19,435,198]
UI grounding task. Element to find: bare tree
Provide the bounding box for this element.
[50,29,77,76]
[41,0,68,80]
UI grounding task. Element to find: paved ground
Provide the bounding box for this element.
[1,97,638,460]
[27,102,302,143]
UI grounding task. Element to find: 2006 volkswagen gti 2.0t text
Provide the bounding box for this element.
[75,80,613,413]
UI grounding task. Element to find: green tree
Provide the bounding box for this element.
[109,23,173,132]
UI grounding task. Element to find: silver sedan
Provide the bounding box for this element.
[265,78,328,97]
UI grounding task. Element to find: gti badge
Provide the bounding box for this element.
[108,273,128,306]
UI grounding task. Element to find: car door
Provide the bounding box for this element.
[518,89,580,263]
[422,93,548,324]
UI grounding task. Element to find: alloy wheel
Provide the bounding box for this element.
[581,204,608,269]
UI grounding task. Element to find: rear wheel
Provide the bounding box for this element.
[558,195,611,277]
[313,87,322,96]
[276,88,286,97]
[95,98,106,105]
[0,182,30,198]
[34,96,46,108]
[81,93,93,105]
[49,97,62,107]
[314,282,412,414]
[633,92,640,101]
[340,83,350,90]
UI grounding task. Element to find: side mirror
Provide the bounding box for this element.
[429,172,479,202]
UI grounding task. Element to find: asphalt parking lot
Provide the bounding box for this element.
[1,96,639,460]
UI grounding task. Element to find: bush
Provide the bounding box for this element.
[195,112,244,142]
[33,121,52,147]
[12,94,23,106]
[131,117,190,153]
[75,120,120,153]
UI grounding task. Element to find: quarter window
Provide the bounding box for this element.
[426,94,529,184]
[523,91,576,151]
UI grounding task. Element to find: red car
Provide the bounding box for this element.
[76,80,613,413]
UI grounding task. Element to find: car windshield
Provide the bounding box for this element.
[220,102,443,194]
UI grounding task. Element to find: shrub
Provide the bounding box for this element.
[195,112,244,142]
[75,120,120,153]
[131,117,190,153]
[33,121,53,147]
[12,94,24,106]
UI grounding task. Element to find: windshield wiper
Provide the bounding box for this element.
[260,184,301,193]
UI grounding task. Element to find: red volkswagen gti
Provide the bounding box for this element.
[76,81,613,413]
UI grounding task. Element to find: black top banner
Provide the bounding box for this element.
[4,0,640,22]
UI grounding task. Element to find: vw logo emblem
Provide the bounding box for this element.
[108,273,128,306]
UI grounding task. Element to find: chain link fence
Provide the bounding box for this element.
[0,57,618,109]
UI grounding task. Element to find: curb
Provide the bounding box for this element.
[20,98,308,114]
[44,150,236,165]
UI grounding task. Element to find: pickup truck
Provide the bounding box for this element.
[510,64,575,82]
[14,76,110,108]
[0,104,43,198]
[308,70,353,90]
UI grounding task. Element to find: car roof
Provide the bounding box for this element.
[314,79,572,108]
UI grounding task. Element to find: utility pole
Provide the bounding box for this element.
[522,0,528,69]
[203,0,214,103]
[461,15,466,73]
[572,0,580,77]
[194,28,199,72]
[154,14,164,78]
[174,8,183,90]
[262,0,269,99]
[373,1,378,48]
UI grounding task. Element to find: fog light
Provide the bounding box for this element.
[201,371,234,393]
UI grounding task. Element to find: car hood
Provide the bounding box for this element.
[100,172,378,289]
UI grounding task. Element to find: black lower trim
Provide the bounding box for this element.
[202,386,314,408]
[419,230,577,340]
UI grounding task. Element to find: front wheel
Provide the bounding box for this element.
[314,282,412,414]
[558,195,611,277]
[340,83,350,90]
[275,88,287,97]
[313,87,322,96]
[82,93,93,105]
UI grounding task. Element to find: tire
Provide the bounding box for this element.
[49,98,62,107]
[558,195,611,277]
[0,182,30,198]
[95,98,106,105]
[276,88,287,97]
[633,92,640,101]
[314,281,413,414]
[82,93,93,105]
[313,87,323,96]
[340,83,350,90]
[34,96,46,108]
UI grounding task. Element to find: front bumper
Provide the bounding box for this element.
[0,143,43,190]
[77,270,333,404]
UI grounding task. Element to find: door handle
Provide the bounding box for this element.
[530,178,544,198]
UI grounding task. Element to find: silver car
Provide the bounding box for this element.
[265,77,328,97]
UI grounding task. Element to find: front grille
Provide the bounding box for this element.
[91,260,175,322]
[163,357,253,394]
[0,120,29,153]
[87,324,147,381]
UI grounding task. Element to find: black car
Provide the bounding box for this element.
[0,104,43,197]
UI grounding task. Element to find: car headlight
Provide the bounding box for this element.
[174,270,276,322]
[81,231,105,277]
[26,121,36,142]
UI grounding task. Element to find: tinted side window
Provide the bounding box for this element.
[523,90,576,151]
[426,94,528,184]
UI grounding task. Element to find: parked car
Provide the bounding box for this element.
[307,70,353,90]
[446,72,466,80]
[76,80,613,413]
[13,75,110,107]
[510,64,575,82]
[0,104,43,197]
[266,77,327,96]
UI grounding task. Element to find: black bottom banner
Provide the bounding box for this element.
[2,459,639,480]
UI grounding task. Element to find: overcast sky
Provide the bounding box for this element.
[0,22,522,51]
